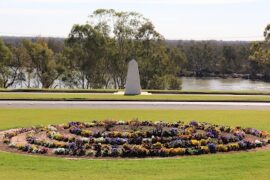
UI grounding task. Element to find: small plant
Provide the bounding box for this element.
[104,120,117,131]
[217,144,228,152]
[129,119,141,131]
[81,130,93,137]
[53,148,67,155]
[207,143,216,153]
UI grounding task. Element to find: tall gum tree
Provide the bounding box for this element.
[250,24,270,65]
[23,39,64,88]
[65,9,186,89]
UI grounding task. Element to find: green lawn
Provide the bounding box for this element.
[0,109,270,179]
[1,93,270,102]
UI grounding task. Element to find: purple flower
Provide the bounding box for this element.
[189,121,199,127]
[168,139,185,148]
[69,127,82,135]
[170,128,179,136]
[207,143,216,153]
[206,129,219,138]
[238,141,247,149]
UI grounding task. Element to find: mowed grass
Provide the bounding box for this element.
[1,93,270,102]
[0,109,270,180]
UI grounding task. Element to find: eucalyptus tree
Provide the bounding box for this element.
[249,24,270,65]
[9,44,31,88]
[88,9,150,88]
[88,9,186,89]
[0,38,30,88]
[65,24,109,89]
[0,38,12,88]
[23,39,64,88]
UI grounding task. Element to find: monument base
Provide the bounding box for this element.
[114,91,152,95]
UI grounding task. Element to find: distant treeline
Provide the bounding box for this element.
[0,9,269,89]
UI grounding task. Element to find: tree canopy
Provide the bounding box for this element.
[0,10,269,89]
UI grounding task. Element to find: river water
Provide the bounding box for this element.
[180,77,270,91]
[11,77,270,91]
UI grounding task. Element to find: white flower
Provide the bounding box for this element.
[47,125,57,131]
[255,140,262,145]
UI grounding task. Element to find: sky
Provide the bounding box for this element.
[0,0,269,41]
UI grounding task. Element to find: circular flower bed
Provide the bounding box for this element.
[1,120,270,158]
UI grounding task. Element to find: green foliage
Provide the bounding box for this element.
[64,9,185,89]
[264,24,270,41]
[179,41,250,76]
[249,24,270,66]
[0,38,13,88]
[64,24,108,88]
[23,39,64,88]
[1,14,269,89]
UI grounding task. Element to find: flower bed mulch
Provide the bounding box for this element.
[1,120,270,158]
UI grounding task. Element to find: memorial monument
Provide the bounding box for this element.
[124,59,141,95]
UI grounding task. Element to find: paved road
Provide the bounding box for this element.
[1,101,270,110]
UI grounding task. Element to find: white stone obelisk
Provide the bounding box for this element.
[124,59,141,95]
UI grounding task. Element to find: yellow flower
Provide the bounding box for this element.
[191,139,199,146]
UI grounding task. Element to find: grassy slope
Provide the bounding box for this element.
[0,109,270,179]
[1,93,270,102]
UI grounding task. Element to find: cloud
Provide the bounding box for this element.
[6,0,256,5]
[117,0,256,5]
[0,8,83,15]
